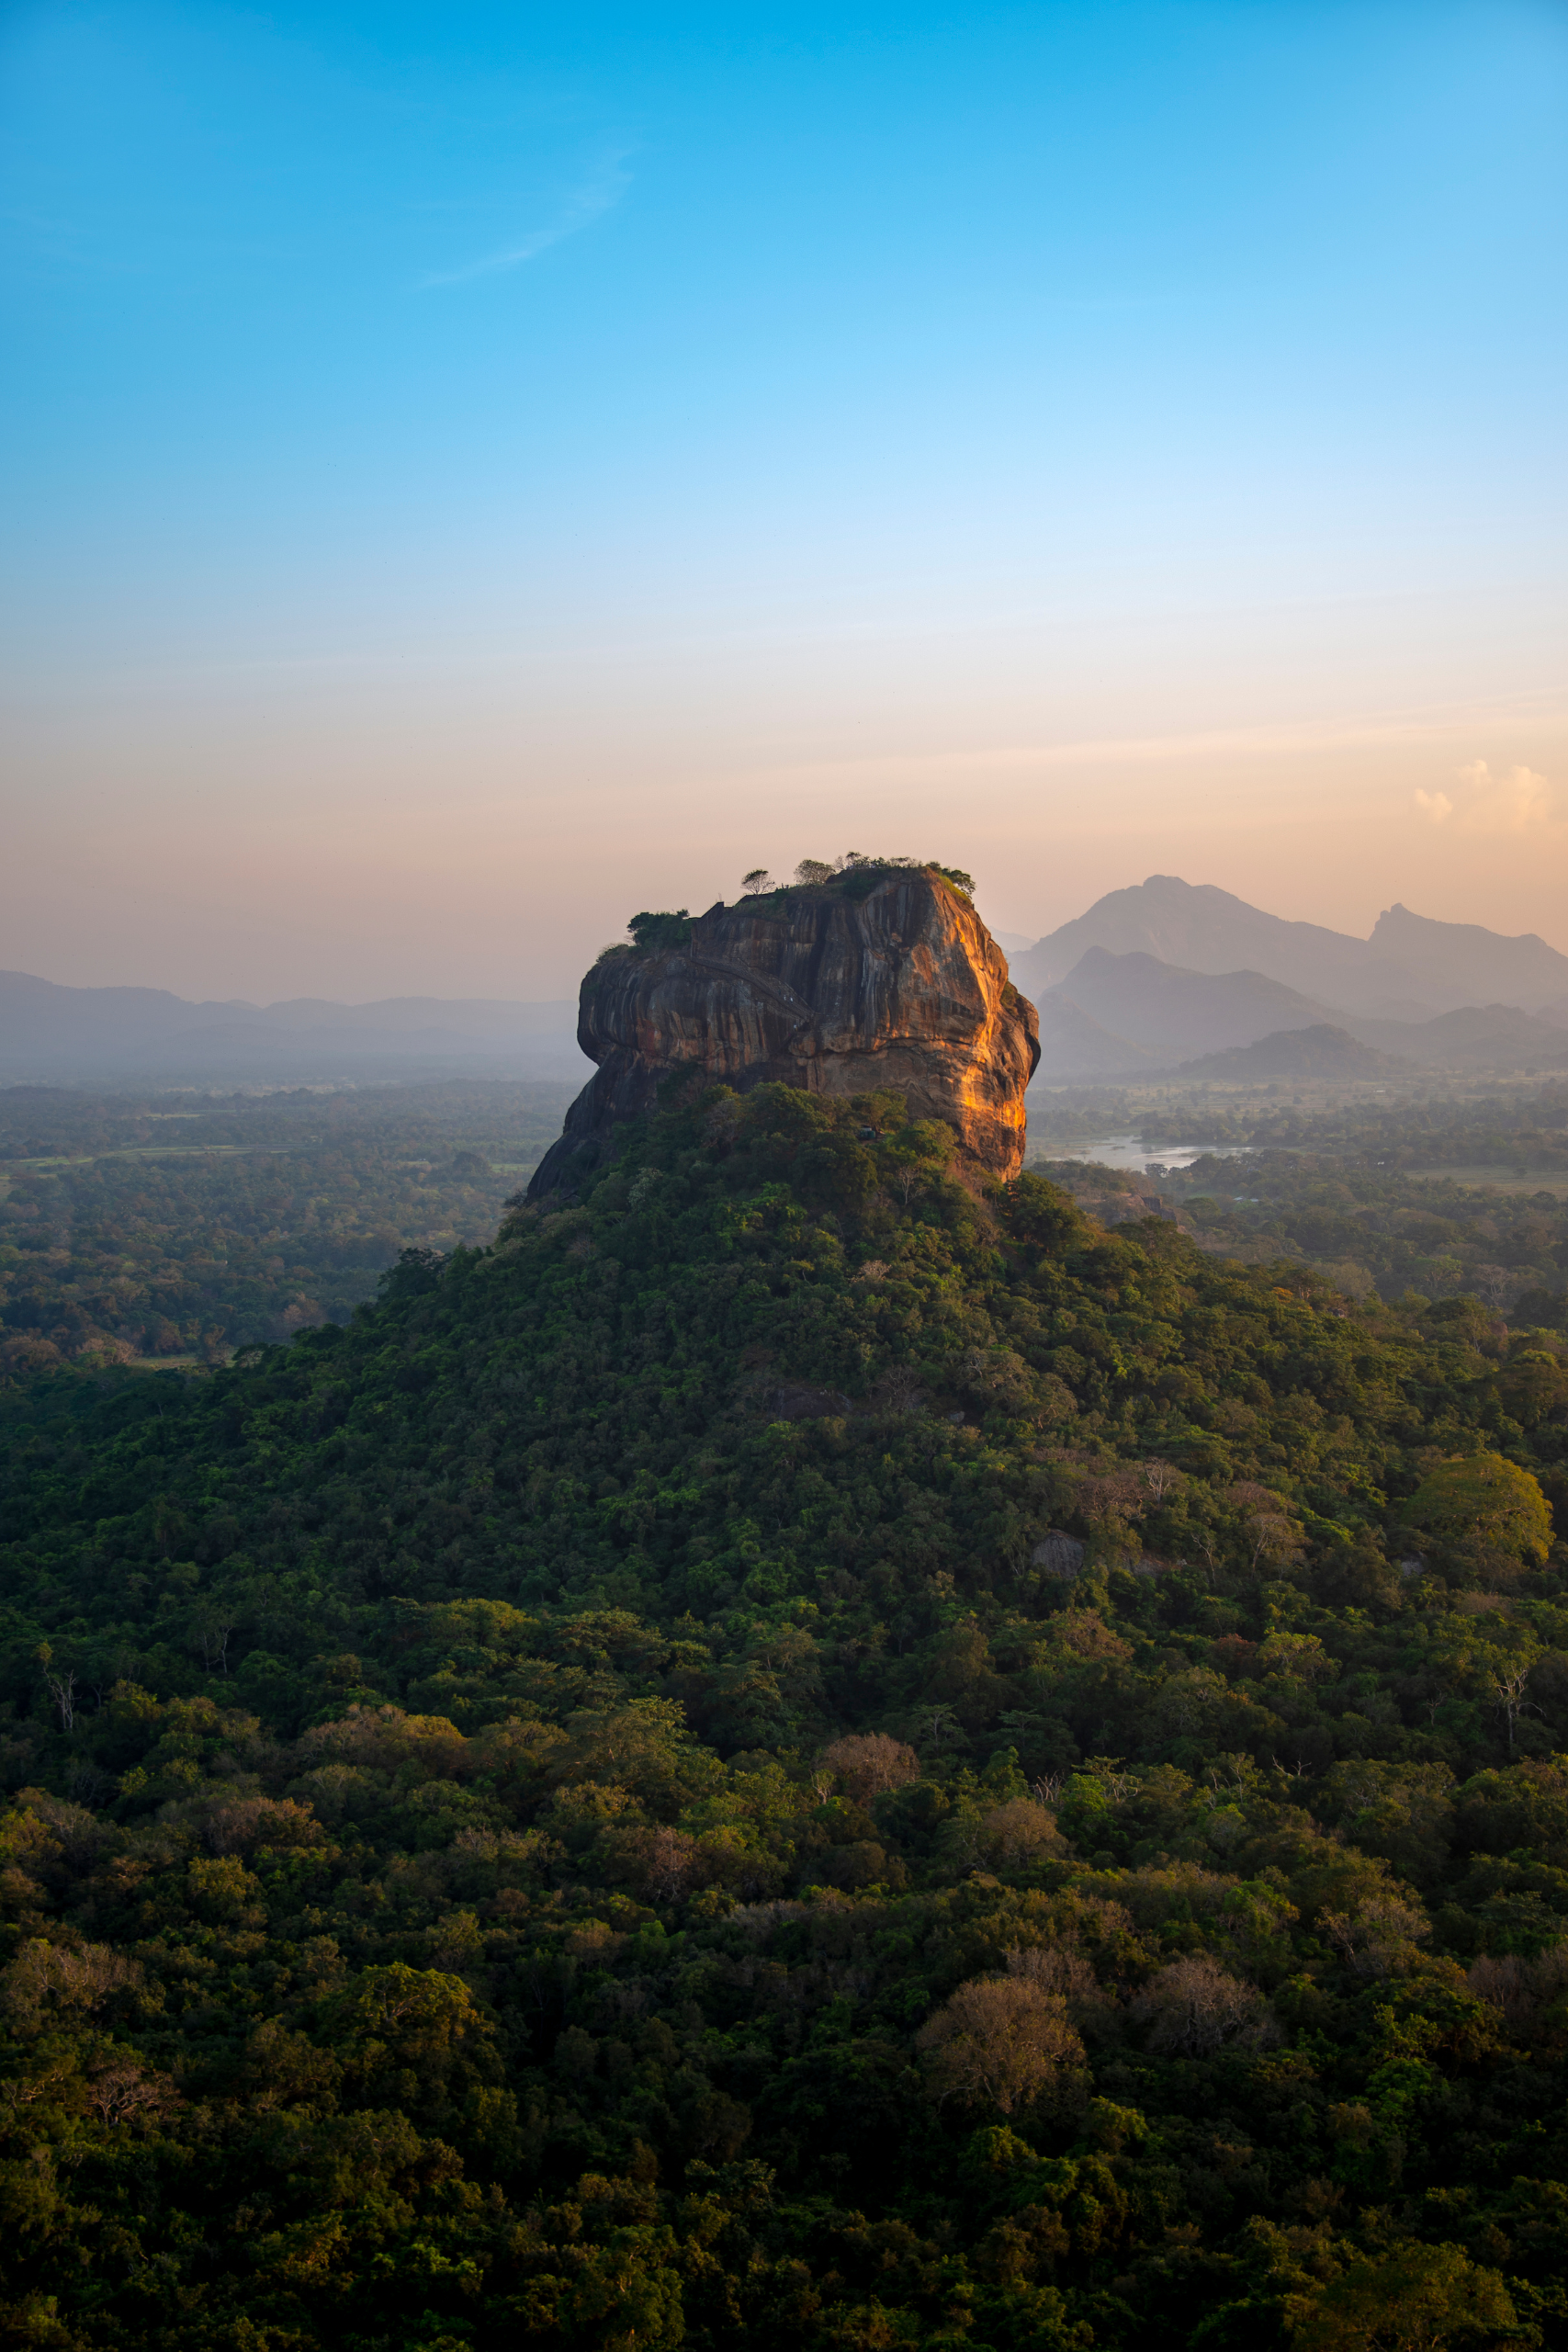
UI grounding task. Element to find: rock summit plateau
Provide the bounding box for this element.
[529,865,1040,1197]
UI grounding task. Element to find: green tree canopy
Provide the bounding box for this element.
[1403,1453,1553,1570]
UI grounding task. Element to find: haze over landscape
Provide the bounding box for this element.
[6,872,1568,1090]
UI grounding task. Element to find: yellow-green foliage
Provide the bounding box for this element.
[1404,1453,1552,1568]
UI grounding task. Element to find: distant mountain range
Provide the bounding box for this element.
[8,873,1568,1091]
[1012,876,1568,1020]
[1174,1025,1411,1081]
[0,972,586,1083]
[1010,877,1568,1082]
[1027,954,1568,1083]
[1032,948,1342,1070]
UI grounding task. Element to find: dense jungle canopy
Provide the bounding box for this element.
[1,1078,1566,2351]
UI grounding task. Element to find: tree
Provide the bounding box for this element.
[794,858,836,886]
[627,909,693,950]
[1319,1893,1432,1978]
[821,1732,919,1802]
[547,1699,703,1807]
[1403,1453,1552,1573]
[324,1962,499,2116]
[977,1798,1066,1870]
[1293,2241,1525,2352]
[4,1939,142,2032]
[999,1172,1092,1258]
[85,2058,178,2127]
[1132,1955,1277,2053]
[192,1601,238,1674]
[1490,1659,1541,1755]
[41,1661,76,1733]
[1247,1508,1305,1572]
[612,1823,702,1901]
[9,1069,1568,2343]
[877,1118,953,1205]
[741,868,773,895]
[916,1975,1084,2113]
[1141,1458,1184,1503]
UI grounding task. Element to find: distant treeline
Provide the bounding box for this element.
[1031,1089,1568,1331]
[0,1080,576,1372]
[1030,1082,1568,1164]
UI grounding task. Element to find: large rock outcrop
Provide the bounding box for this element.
[529,867,1040,1197]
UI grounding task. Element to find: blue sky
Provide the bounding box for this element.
[3,0,1565,998]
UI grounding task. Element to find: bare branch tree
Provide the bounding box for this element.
[1491,1664,1540,1755]
[85,2063,177,2128]
[1247,1510,1303,1573]
[44,1666,76,1735]
[195,1613,236,1675]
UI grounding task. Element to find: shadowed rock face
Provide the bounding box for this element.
[529,869,1040,1197]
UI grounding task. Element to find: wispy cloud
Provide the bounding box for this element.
[728,705,1566,793]
[421,150,633,288]
[1416,760,1558,834]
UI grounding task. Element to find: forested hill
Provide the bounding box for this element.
[1,1080,1566,2351]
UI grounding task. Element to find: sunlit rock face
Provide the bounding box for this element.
[528,868,1040,1197]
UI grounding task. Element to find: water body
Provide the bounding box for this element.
[1043,1134,1251,1174]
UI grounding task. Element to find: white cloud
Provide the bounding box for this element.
[1415,760,1556,835]
[422,150,633,288]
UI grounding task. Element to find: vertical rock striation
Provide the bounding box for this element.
[529,867,1040,1196]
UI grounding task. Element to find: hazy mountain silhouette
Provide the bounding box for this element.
[1174,1024,1412,1080]
[1010,876,1568,1017]
[1031,947,1337,1075]
[0,972,586,1082]
[1346,1003,1568,1072]
[1365,905,1568,1012]
[1031,990,1159,1079]
[1026,944,1568,1083]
